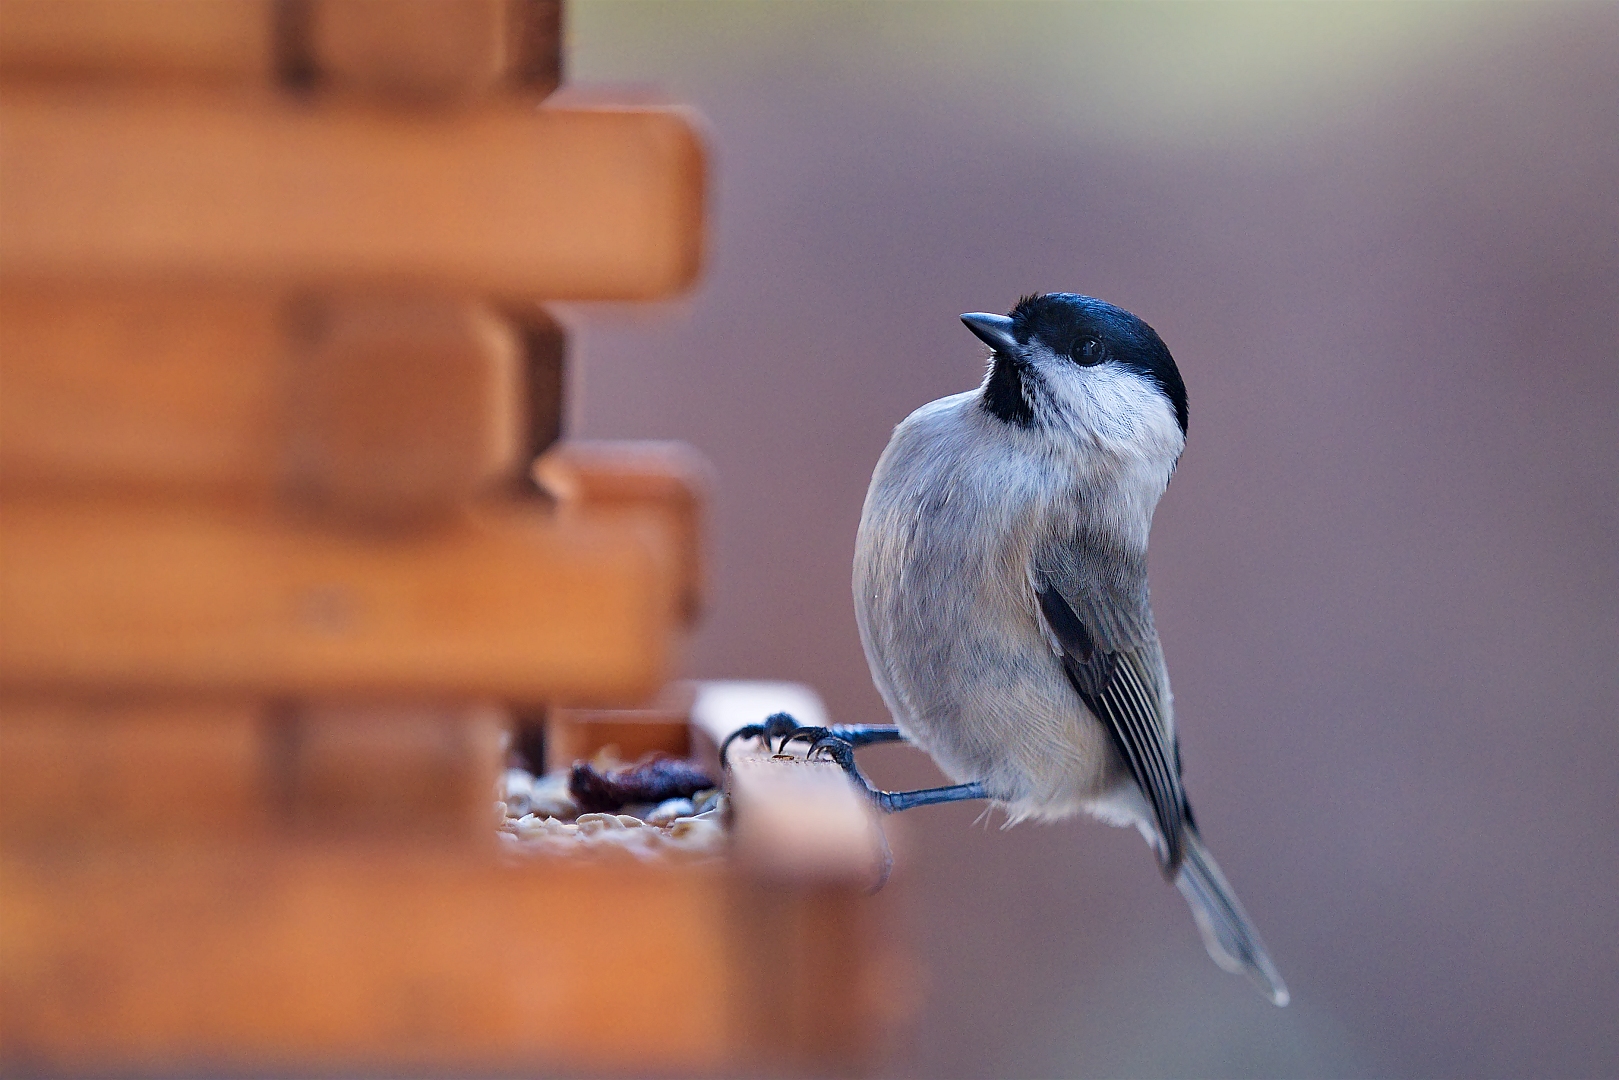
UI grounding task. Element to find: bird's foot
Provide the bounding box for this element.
[720,715,990,891]
[718,712,804,764]
[720,715,908,765]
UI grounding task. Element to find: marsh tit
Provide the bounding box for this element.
[847,292,1288,1004]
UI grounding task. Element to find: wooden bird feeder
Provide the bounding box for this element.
[0,2,907,1074]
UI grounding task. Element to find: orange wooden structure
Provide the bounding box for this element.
[0,2,902,1074]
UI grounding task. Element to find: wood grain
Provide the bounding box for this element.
[0,0,561,98]
[0,496,676,703]
[537,440,711,625]
[0,849,732,1073]
[0,285,539,516]
[281,293,525,518]
[0,689,907,1074]
[0,0,278,86]
[0,695,271,844]
[298,0,561,101]
[0,92,705,299]
[0,284,283,494]
[0,696,506,844]
[271,699,506,839]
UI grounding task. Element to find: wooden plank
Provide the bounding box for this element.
[688,679,885,882]
[726,753,887,885]
[0,695,271,843]
[281,293,526,518]
[0,0,278,86]
[537,440,710,625]
[0,849,733,1073]
[273,699,506,839]
[0,0,561,99]
[297,0,561,101]
[0,690,908,1074]
[0,285,541,516]
[0,91,705,299]
[692,680,898,1070]
[0,696,506,844]
[0,284,282,494]
[546,708,693,772]
[0,496,676,703]
[727,877,896,1072]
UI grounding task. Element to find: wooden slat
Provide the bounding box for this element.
[727,877,894,1071]
[546,708,693,772]
[0,696,270,843]
[0,285,541,516]
[692,680,896,1069]
[0,283,283,492]
[726,754,887,885]
[281,293,525,517]
[272,699,506,839]
[0,92,705,299]
[537,440,710,625]
[688,679,885,882]
[0,689,908,1074]
[0,496,676,702]
[298,0,561,101]
[0,849,733,1073]
[0,0,561,99]
[0,0,278,86]
[0,696,506,844]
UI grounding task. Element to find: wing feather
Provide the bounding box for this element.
[1035,545,1188,873]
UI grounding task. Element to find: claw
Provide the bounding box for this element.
[808,735,857,770]
[720,712,805,768]
[776,725,832,754]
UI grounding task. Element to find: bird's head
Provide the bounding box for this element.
[962,293,1188,450]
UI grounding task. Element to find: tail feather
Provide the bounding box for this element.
[1175,826,1290,1006]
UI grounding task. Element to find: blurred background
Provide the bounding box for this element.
[559,3,1619,1077]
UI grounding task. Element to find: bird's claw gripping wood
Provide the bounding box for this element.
[722,714,990,815]
[718,712,802,762]
[720,715,909,763]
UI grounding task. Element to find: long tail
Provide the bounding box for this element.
[1175,825,1290,1006]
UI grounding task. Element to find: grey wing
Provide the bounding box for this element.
[1033,536,1189,874]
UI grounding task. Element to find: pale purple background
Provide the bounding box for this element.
[560,4,1619,1076]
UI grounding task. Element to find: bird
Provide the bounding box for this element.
[729,292,1287,1005]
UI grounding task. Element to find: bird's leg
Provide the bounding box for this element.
[806,734,990,814]
[826,724,908,748]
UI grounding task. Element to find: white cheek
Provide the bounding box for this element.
[1043,361,1181,453]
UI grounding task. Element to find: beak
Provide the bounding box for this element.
[960,312,1018,354]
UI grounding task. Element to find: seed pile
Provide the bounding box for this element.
[497,749,726,863]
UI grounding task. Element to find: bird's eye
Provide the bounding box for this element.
[1074,338,1103,365]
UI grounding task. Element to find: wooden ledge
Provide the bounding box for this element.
[0,683,908,1074]
[537,440,712,625]
[0,0,280,87]
[691,680,888,885]
[0,695,507,845]
[0,92,705,299]
[0,496,677,702]
[0,0,562,101]
[0,847,732,1074]
[0,285,556,518]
